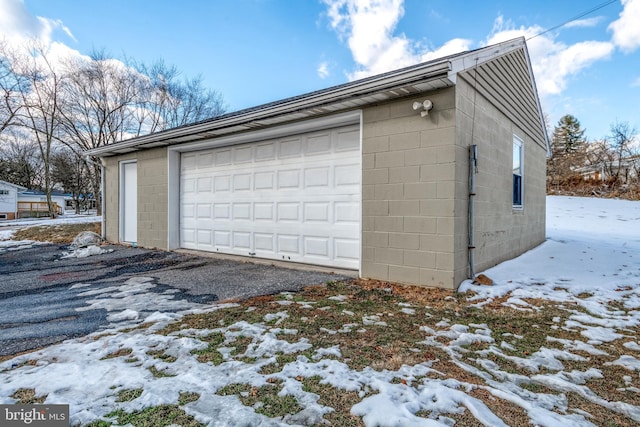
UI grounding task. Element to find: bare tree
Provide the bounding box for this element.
[51,146,91,213]
[0,134,43,188]
[135,58,226,133]
[0,40,27,136]
[609,121,638,184]
[58,50,146,214]
[7,41,64,217]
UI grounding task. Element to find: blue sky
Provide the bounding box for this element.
[1,0,639,141]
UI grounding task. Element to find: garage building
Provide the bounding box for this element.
[87,37,549,290]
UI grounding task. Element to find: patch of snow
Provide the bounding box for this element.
[60,245,114,259]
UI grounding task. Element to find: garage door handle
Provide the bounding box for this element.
[249,252,256,256]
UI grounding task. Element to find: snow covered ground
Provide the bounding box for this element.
[0,197,639,426]
[0,213,100,229]
[0,214,102,253]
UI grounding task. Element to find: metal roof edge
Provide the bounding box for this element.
[86,59,452,157]
[86,38,535,158]
[0,180,27,191]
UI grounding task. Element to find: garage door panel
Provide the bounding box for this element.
[197,229,212,245]
[304,167,330,188]
[335,164,360,187]
[254,203,275,220]
[304,236,330,258]
[213,203,230,219]
[183,229,196,245]
[233,203,251,220]
[214,175,230,192]
[304,202,330,222]
[215,150,232,166]
[278,235,300,254]
[233,232,251,250]
[182,154,197,171]
[214,230,231,247]
[336,129,360,151]
[277,169,300,189]
[233,174,251,191]
[335,202,360,223]
[279,138,303,158]
[180,123,360,269]
[335,238,359,260]
[255,233,275,252]
[196,204,211,219]
[306,132,331,155]
[198,153,213,168]
[255,142,276,161]
[234,146,253,163]
[277,202,300,221]
[255,172,274,190]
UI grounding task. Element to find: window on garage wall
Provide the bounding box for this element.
[512,135,524,208]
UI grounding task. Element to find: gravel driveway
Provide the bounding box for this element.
[0,244,351,357]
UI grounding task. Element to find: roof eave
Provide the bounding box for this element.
[86,60,453,157]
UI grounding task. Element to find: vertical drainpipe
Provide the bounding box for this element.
[468,145,478,279]
[100,158,106,240]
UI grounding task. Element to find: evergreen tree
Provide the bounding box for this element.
[548,114,587,185]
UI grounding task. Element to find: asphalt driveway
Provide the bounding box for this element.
[0,244,350,357]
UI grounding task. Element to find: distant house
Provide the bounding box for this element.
[86,37,549,290]
[577,154,640,183]
[0,180,26,220]
[17,190,68,217]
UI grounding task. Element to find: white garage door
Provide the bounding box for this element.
[180,124,360,269]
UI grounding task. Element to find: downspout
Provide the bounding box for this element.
[468,57,479,280]
[468,145,478,279]
[100,159,105,240]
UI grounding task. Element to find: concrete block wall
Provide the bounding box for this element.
[361,87,462,289]
[137,148,169,249]
[455,78,546,275]
[103,147,169,249]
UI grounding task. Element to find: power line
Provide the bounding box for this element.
[527,0,618,41]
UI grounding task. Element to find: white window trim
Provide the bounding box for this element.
[513,135,524,209]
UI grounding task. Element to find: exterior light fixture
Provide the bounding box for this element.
[412,99,433,117]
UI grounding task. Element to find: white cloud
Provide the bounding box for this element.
[486,16,614,98]
[323,0,469,81]
[419,38,472,62]
[563,16,603,29]
[317,61,330,78]
[609,0,640,52]
[632,76,640,87]
[0,0,75,45]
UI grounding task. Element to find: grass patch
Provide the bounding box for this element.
[178,391,200,405]
[116,388,143,402]
[84,421,112,427]
[302,376,365,426]
[217,383,302,419]
[106,405,204,427]
[259,350,315,375]
[148,366,176,378]
[147,349,177,363]
[101,347,133,360]
[147,278,639,425]
[11,388,46,404]
[13,221,101,244]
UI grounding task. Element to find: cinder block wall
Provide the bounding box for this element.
[361,88,462,289]
[456,78,546,274]
[103,147,169,249]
